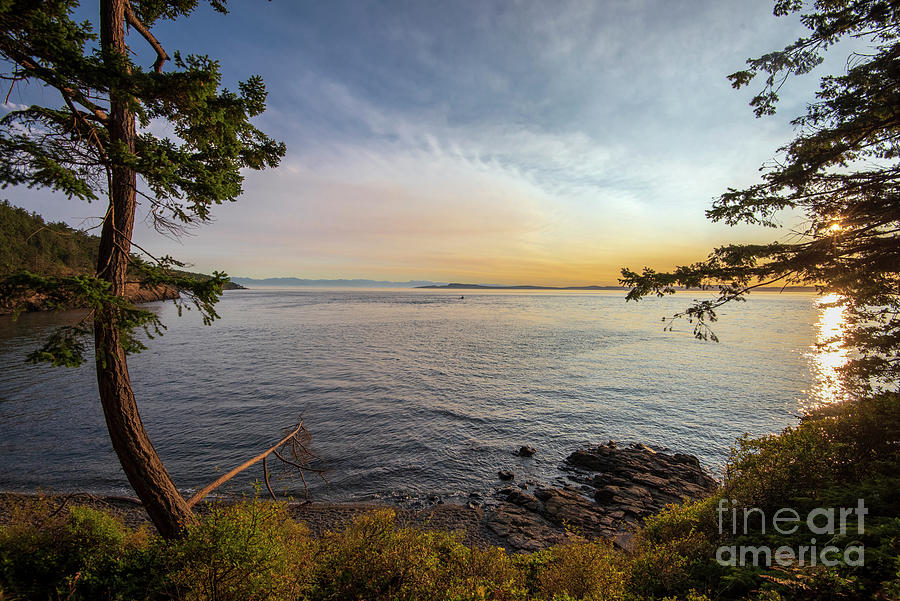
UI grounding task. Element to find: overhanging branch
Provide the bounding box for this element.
[187,420,313,507]
[124,5,168,73]
[0,42,110,123]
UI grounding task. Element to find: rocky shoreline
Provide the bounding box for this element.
[486,441,718,551]
[0,442,717,552]
[0,282,180,315]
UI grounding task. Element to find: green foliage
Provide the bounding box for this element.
[620,0,900,392]
[0,200,99,277]
[629,526,720,599]
[0,1,283,365]
[0,502,527,601]
[312,508,524,601]
[166,499,313,601]
[0,0,285,222]
[533,539,626,601]
[724,393,900,510]
[0,496,149,600]
[624,393,900,601]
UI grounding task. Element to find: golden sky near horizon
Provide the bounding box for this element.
[6,1,819,286]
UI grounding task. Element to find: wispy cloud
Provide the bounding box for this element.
[11,1,817,284]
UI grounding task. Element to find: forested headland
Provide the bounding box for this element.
[0,200,242,313]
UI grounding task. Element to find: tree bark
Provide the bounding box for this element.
[95,0,195,539]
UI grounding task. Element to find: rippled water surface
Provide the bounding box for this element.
[0,289,840,503]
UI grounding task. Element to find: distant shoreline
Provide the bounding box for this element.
[416,283,818,292]
[417,283,620,290]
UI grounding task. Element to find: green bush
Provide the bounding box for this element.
[0,496,146,600]
[165,499,313,601]
[533,539,626,601]
[725,393,900,510]
[621,393,900,600]
[311,508,524,601]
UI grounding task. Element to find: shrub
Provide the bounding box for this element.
[725,393,900,510]
[534,539,627,601]
[0,496,144,600]
[624,393,900,600]
[311,509,524,601]
[165,498,313,601]
[438,541,524,601]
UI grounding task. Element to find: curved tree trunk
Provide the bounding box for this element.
[95,0,195,539]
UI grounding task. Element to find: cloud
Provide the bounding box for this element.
[1,101,29,112]
[135,48,790,284]
[14,0,818,284]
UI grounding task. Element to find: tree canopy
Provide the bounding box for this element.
[0,200,100,276]
[621,0,900,395]
[0,0,286,537]
[0,0,284,365]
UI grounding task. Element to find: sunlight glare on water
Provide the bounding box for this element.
[806,293,850,409]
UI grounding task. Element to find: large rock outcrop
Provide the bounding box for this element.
[485,442,718,552]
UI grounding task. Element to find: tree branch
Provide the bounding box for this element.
[262,456,276,500]
[186,420,306,507]
[124,5,168,73]
[0,43,110,123]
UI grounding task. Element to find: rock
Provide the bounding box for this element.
[517,445,537,457]
[673,453,701,467]
[563,441,718,520]
[632,472,669,489]
[533,487,553,502]
[124,283,180,304]
[485,503,574,552]
[594,487,615,503]
[613,531,635,551]
[3,282,180,315]
[481,441,718,554]
[504,489,543,512]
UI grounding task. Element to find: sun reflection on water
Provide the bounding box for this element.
[807,293,850,408]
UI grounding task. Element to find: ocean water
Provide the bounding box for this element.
[0,289,842,504]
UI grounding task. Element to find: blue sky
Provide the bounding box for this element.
[5,1,836,284]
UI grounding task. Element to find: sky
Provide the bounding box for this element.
[3,1,838,285]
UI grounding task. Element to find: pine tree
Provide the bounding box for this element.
[621,0,899,394]
[0,0,285,537]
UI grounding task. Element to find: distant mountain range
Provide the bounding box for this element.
[230,277,447,288]
[416,283,622,290]
[231,278,818,292]
[230,278,623,290]
[417,283,817,291]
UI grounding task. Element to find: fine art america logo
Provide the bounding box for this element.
[716,498,867,567]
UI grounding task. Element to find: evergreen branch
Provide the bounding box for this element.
[124,3,168,73]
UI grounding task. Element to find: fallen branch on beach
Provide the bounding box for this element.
[187,420,324,507]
